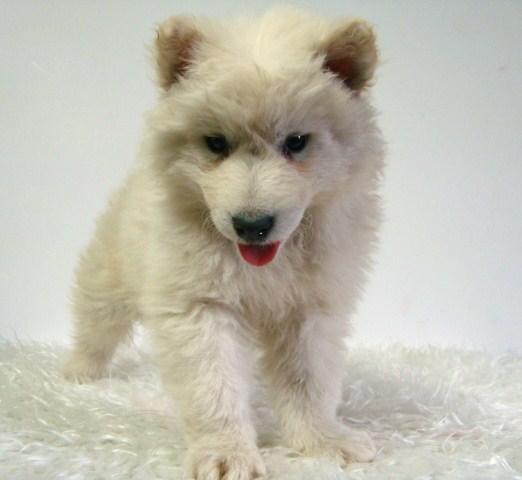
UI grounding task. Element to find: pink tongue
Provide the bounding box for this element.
[238,242,280,267]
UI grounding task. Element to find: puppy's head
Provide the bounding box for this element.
[147,9,381,266]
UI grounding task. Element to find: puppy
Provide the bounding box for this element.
[64,8,384,479]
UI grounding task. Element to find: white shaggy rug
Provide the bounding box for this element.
[1,340,521,480]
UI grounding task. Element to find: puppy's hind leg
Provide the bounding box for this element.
[64,291,134,382]
[63,232,135,383]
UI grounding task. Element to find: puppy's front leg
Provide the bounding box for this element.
[261,314,376,465]
[151,304,265,480]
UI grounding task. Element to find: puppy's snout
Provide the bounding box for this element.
[232,214,275,243]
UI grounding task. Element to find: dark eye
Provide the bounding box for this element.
[283,134,310,156]
[205,135,230,155]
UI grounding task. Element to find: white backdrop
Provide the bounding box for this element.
[1,1,521,353]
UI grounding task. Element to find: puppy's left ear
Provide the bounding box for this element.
[321,20,378,91]
[155,16,202,90]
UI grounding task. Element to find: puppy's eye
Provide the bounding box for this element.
[205,135,230,155]
[283,134,310,156]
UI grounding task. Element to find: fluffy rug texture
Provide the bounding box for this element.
[1,340,521,480]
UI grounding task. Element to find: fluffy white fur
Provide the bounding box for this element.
[3,341,522,479]
[63,8,384,479]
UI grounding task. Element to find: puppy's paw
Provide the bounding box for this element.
[186,445,266,480]
[327,428,376,464]
[298,425,376,466]
[62,352,106,383]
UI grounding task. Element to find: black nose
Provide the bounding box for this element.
[232,214,275,243]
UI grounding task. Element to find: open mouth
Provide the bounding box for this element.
[237,242,280,267]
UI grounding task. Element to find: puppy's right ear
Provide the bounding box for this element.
[155,16,202,90]
[321,19,378,91]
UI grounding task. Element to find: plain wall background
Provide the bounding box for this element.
[1,1,521,353]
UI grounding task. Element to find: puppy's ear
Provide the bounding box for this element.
[155,16,202,90]
[321,20,378,90]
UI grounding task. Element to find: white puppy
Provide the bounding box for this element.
[64,8,384,479]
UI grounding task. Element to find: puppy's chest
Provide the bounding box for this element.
[226,257,324,324]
